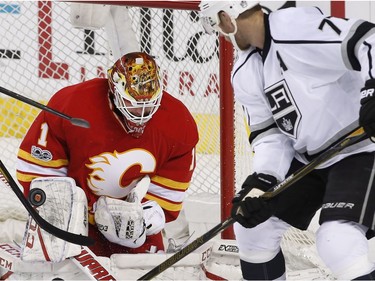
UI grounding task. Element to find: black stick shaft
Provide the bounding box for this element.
[138,126,367,280]
[0,86,90,128]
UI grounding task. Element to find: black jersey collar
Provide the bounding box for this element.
[262,13,272,63]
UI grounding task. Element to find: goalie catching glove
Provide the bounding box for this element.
[94,195,147,248]
[360,79,375,140]
[231,173,277,228]
[143,200,165,236]
[94,175,166,248]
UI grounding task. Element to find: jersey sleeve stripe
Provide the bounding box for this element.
[18,148,69,168]
[144,193,182,212]
[16,168,67,183]
[250,123,279,145]
[151,175,190,191]
[343,20,375,71]
[16,171,41,183]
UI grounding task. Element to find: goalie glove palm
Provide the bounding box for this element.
[94,196,146,248]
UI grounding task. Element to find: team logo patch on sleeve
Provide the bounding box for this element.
[31,145,53,161]
[265,79,301,138]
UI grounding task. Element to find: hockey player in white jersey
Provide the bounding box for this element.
[200,1,375,280]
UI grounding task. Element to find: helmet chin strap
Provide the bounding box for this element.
[219,18,241,51]
[228,33,241,51]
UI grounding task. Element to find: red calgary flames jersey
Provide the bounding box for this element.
[17,78,198,223]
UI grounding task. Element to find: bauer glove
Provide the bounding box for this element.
[232,197,274,228]
[232,172,277,202]
[231,173,276,228]
[360,79,375,139]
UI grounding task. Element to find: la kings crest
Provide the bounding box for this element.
[265,79,301,138]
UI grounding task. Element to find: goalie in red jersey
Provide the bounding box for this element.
[16,52,199,257]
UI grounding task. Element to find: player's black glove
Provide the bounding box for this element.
[231,173,277,228]
[232,197,274,228]
[359,79,375,139]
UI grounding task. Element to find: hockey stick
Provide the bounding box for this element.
[0,86,90,128]
[0,161,94,246]
[72,246,117,280]
[138,126,368,280]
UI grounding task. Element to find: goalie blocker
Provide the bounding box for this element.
[21,177,88,262]
[0,177,118,280]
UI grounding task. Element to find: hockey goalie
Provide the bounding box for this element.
[0,175,171,280]
[0,3,204,279]
[4,49,199,279]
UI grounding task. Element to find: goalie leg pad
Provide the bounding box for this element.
[104,6,140,60]
[21,177,88,262]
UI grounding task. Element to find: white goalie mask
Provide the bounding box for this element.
[199,1,259,35]
[108,52,162,137]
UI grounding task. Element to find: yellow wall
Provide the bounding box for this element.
[0,98,221,154]
[0,99,41,138]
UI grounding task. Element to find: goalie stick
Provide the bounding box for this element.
[72,246,117,280]
[0,243,116,281]
[0,161,94,246]
[138,126,368,280]
[0,86,90,128]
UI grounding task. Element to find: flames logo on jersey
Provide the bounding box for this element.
[86,149,156,198]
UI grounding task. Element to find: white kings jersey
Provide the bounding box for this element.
[231,6,375,181]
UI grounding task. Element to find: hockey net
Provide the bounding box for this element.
[0,1,333,279]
